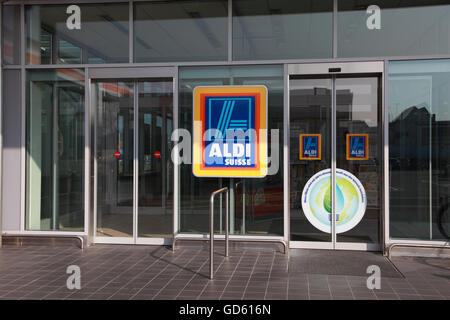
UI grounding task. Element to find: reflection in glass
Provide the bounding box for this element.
[25,3,129,65]
[26,69,85,231]
[389,60,450,240]
[58,39,82,64]
[138,80,173,238]
[233,0,333,60]
[338,1,450,57]
[289,77,332,242]
[179,65,283,236]
[336,77,380,244]
[95,81,134,237]
[134,0,228,62]
[2,5,21,65]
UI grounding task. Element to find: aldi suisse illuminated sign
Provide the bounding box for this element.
[193,86,268,178]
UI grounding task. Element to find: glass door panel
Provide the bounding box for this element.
[96,81,134,238]
[289,77,332,243]
[289,72,382,250]
[335,77,381,245]
[137,79,173,238]
[94,77,174,243]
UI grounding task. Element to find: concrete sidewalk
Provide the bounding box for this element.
[0,244,448,300]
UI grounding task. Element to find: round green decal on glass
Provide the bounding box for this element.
[301,169,366,234]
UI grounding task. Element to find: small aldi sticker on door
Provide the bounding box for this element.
[346,134,369,160]
[299,134,321,160]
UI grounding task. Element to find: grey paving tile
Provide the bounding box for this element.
[264,295,287,300]
[351,288,375,294]
[309,289,331,295]
[397,294,423,300]
[245,282,267,288]
[109,294,134,300]
[330,289,353,296]
[309,295,332,300]
[132,293,158,300]
[243,293,266,299]
[288,294,309,300]
[19,292,48,300]
[153,295,177,300]
[245,289,266,295]
[221,293,243,300]
[222,289,245,295]
[328,282,350,288]
[353,294,377,300]
[374,293,399,300]
[88,293,115,300]
[420,295,445,300]
[332,296,354,300]
[64,293,92,300]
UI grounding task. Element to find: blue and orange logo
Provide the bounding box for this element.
[193,86,268,178]
[346,134,369,160]
[300,134,321,160]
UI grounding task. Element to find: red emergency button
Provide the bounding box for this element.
[114,151,121,159]
[154,151,161,159]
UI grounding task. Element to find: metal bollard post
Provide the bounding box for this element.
[225,190,229,258]
[209,187,229,280]
[210,192,214,280]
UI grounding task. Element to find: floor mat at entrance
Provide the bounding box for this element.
[288,249,404,278]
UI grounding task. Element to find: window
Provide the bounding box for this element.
[338,1,450,57]
[26,69,85,231]
[2,5,21,65]
[389,60,450,240]
[134,0,228,62]
[25,3,129,65]
[233,0,333,60]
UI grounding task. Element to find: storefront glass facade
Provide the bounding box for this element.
[1,0,449,248]
[389,59,450,241]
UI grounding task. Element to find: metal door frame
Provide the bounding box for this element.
[286,61,384,251]
[88,67,176,245]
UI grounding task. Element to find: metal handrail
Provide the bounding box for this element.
[210,186,229,280]
[387,243,450,259]
[1,234,85,249]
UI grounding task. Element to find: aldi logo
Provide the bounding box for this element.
[193,86,268,178]
[346,134,369,160]
[300,134,321,160]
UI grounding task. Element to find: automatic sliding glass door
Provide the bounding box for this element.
[335,77,381,248]
[289,63,382,251]
[94,79,173,244]
[289,77,333,247]
[95,81,134,240]
[137,80,173,239]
